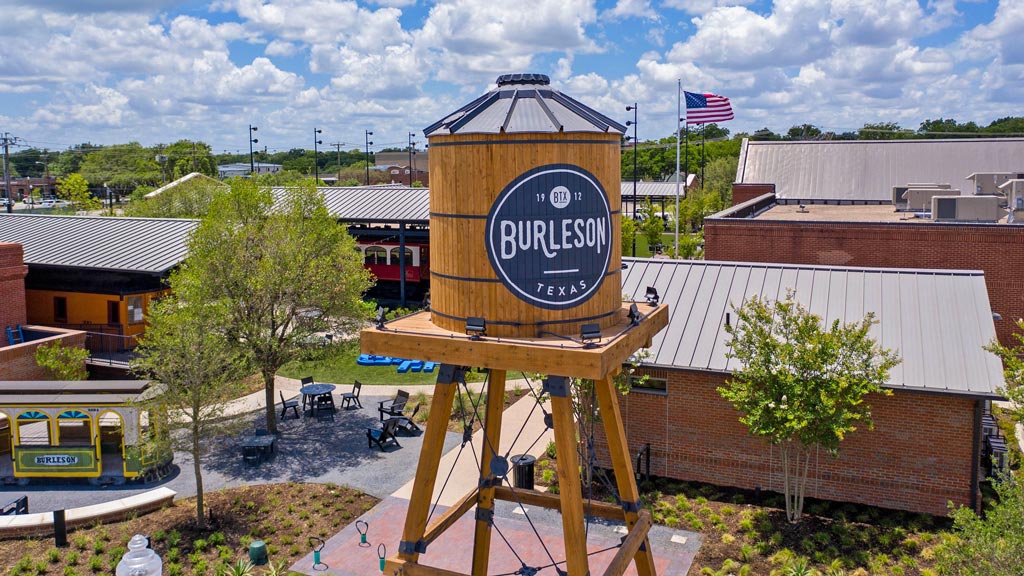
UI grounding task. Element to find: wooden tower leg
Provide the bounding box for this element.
[471,369,507,575]
[394,365,461,566]
[595,375,657,576]
[549,376,591,576]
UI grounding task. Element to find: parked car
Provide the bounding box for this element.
[39,199,71,208]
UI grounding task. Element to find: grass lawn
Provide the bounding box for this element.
[0,483,377,576]
[279,339,493,386]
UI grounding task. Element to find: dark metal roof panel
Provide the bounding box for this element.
[287,187,430,223]
[620,258,1003,397]
[0,214,196,273]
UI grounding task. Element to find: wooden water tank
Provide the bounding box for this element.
[425,73,627,338]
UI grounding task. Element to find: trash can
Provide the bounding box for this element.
[511,454,536,490]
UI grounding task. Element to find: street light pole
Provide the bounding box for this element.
[313,128,323,185]
[626,103,638,257]
[408,132,416,186]
[364,130,373,186]
[249,125,259,175]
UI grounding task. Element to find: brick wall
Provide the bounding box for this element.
[595,369,979,516]
[0,327,87,380]
[731,183,775,206]
[704,218,1024,344]
[0,243,28,334]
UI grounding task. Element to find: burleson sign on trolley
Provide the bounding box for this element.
[487,164,612,309]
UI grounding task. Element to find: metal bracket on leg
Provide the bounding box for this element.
[437,364,466,386]
[398,540,427,555]
[542,376,569,398]
[475,507,494,525]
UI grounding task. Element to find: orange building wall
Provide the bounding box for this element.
[25,289,165,337]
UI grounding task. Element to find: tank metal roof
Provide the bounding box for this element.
[621,258,1003,398]
[425,74,627,137]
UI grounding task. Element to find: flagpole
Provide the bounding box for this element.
[675,80,681,258]
[701,122,706,190]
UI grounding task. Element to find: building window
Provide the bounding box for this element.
[390,247,413,266]
[53,297,67,324]
[364,246,387,265]
[629,375,667,394]
[127,296,144,324]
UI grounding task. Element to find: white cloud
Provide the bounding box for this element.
[603,0,660,21]
[660,0,757,15]
[266,39,301,56]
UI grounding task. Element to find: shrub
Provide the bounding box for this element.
[72,534,89,551]
[721,533,735,544]
[64,567,82,576]
[209,532,226,546]
[35,341,89,380]
[545,441,557,459]
[720,505,736,516]
[688,518,704,531]
[737,518,754,532]
[738,544,756,562]
[89,555,103,573]
[66,552,79,566]
[47,548,61,563]
[193,538,209,552]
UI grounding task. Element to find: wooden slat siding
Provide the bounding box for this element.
[360,304,669,381]
[472,370,507,575]
[396,373,459,564]
[428,131,623,338]
[492,486,625,521]
[602,510,653,576]
[423,488,478,546]
[551,393,591,576]
[595,375,657,575]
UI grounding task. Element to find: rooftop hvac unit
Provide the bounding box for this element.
[892,186,909,209]
[932,195,1002,222]
[906,183,951,189]
[907,188,961,212]
[966,172,1021,196]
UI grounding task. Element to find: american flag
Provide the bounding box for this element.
[684,91,734,124]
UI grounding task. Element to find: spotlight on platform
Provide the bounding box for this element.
[465,317,487,340]
[580,323,602,348]
[628,303,641,326]
[645,286,660,307]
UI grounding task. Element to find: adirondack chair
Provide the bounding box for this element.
[367,418,401,451]
[378,389,410,422]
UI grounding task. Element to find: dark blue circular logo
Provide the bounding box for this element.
[486,164,612,310]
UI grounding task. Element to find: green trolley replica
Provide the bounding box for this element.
[0,381,172,482]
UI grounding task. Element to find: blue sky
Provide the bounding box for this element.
[0,0,1019,156]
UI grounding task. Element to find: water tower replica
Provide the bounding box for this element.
[361,73,668,576]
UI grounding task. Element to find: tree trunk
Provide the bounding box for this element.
[263,369,278,434]
[193,430,206,530]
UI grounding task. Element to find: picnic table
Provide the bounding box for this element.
[300,383,336,413]
[240,434,276,465]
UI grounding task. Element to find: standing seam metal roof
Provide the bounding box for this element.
[0,214,196,273]
[274,187,430,224]
[621,258,1003,397]
[736,138,1024,202]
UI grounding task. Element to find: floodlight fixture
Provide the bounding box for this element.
[645,286,660,307]
[628,303,641,326]
[465,317,486,340]
[580,323,602,348]
[375,307,386,329]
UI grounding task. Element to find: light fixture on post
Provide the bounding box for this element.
[628,303,641,326]
[580,323,602,348]
[645,286,659,307]
[375,307,386,330]
[364,130,374,186]
[626,103,638,257]
[408,132,417,186]
[313,128,323,185]
[249,125,259,175]
[465,317,486,340]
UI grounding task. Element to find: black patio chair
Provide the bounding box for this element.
[315,393,335,413]
[395,403,422,435]
[243,445,262,466]
[378,389,410,422]
[279,391,300,420]
[367,418,402,451]
[341,381,363,410]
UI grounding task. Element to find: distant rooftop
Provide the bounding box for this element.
[621,258,1003,398]
[750,202,1012,224]
[0,214,196,274]
[737,138,1024,202]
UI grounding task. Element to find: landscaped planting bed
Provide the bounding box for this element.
[0,483,377,576]
[534,450,954,576]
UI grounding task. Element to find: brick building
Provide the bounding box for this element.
[709,138,1024,345]
[608,259,1003,516]
[0,242,86,380]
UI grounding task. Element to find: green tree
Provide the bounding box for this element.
[162,140,216,178]
[132,296,249,529]
[173,179,374,433]
[919,118,979,138]
[785,124,822,140]
[56,173,100,211]
[984,319,1024,426]
[719,292,900,523]
[702,155,739,205]
[78,142,162,195]
[934,474,1024,575]
[858,122,910,139]
[638,199,665,249]
[35,341,89,380]
[621,214,637,256]
[124,176,226,218]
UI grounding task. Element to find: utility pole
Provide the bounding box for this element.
[364,130,373,186]
[1,133,18,214]
[331,142,344,184]
[191,141,198,172]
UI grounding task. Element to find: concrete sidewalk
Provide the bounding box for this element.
[392,387,553,506]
